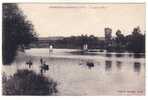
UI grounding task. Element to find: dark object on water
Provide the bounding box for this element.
[26,60,33,68]
[40,63,49,74]
[43,64,49,70]
[86,62,94,69]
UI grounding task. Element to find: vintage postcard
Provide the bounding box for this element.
[2,3,145,96]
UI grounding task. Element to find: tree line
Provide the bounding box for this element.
[50,27,145,53]
[50,35,105,49]
[107,27,145,53]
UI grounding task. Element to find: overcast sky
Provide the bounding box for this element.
[19,3,145,37]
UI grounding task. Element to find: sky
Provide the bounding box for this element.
[18,3,145,37]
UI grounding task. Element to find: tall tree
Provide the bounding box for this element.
[115,30,125,52]
[2,3,37,65]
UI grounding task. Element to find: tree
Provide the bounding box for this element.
[115,30,126,52]
[126,26,145,53]
[2,3,38,65]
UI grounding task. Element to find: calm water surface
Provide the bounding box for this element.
[3,48,145,95]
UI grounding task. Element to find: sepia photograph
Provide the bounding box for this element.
[2,3,145,96]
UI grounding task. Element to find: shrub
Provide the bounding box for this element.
[2,69,58,95]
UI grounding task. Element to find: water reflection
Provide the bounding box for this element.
[105,60,112,71]
[115,53,124,57]
[106,53,112,57]
[133,53,145,58]
[116,61,122,70]
[128,54,132,57]
[134,62,141,73]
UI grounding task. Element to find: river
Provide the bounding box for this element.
[2,48,145,95]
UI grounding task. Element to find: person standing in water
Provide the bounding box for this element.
[49,44,53,55]
[40,58,43,64]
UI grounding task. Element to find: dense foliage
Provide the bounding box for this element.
[2,3,38,65]
[49,27,145,53]
[126,27,145,53]
[50,35,105,49]
[2,69,58,95]
[106,27,145,53]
